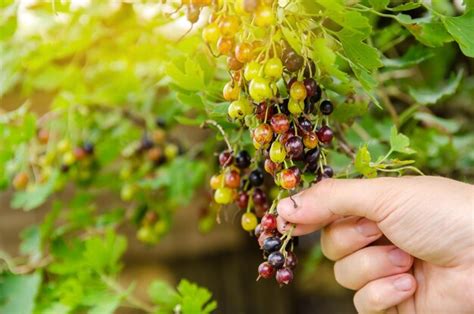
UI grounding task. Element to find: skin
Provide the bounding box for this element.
[276,176,474,314]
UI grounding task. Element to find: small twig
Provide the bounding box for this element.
[99,273,155,313]
[201,120,233,152]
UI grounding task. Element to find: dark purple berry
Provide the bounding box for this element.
[83,142,94,155]
[298,117,312,133]
[155,117,166,128]
[235,150,251,169]
[263,236,282,253]
[249,169,264,187]
[303,78,318,97]
[252,188,267,205]
[320,100,334,115]
[305,147,321,165]
[323,165,334,178]
[140,136,154,150]
[284,136,304,159]
[268,251,285,269]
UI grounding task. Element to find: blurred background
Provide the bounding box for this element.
[1,1,472,313]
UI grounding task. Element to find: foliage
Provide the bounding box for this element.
[0,0,473,313]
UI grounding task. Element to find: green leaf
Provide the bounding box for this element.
[403,17,452,47]
[312,38,350,83]
[390,126,416,154]
[281,26,302,53]
[382,45,435,68]
[177,280,217,314]
[369,0,389,11]
[83,230,127,274]
[337,29,383,71]
[391,2,422,11]
[20,225,41,257]
[11,170,60,210]
[166,57,205,92]
[0,272,42,314]
[148,281,180,310]
[355,145,377,178]
[413,112,461,133]
[442,10,474,57]
[332,100,368,123]
[409,70,463,105]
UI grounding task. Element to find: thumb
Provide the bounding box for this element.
[277,177,396,226]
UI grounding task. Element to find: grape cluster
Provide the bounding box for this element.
[197,0,337,285]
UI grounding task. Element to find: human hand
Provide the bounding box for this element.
[276,176,474,313]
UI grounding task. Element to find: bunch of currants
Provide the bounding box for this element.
[201,0,336,285]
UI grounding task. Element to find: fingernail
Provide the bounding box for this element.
[388,248,411,267]
[356,218,380,237]
[393,276,413,291]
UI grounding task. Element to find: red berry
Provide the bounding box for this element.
[285,251,298,269]
[261,213,277,231]
[264,158,281,175]
[219,151,233,167]
[258,262,275,279]
[224,170,241,188]
[253,123,274,145]
[252,188,267,205]
[276,267,293,285]
[270,113,290,134]
[236,192,249,209]
[303,78,318,97]
[317,126,334,144]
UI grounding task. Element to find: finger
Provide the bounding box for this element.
[276,215,338,236]
[321,217,383,261]
[334,245,413,290]
[353,273,416,314]
[277,178,401,226]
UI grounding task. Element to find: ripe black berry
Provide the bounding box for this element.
[263,236,282,253]
[235,150,251,169]
[268,251,285,269]
[155,117,166,128]
[140,136,154,150]
[284,136,304,159]
[249,169,264,187]
[83,142,94,155]
[320,100,334,115]
[298,117,312,133]
[323,165,334,178]
[305,147,321,165]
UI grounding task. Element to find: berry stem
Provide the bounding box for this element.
[202,120,233,153]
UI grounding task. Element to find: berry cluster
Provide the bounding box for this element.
[119,118,181,244]
[210,149,270,230]
[200,0,336,285]
[12,129,96,191]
